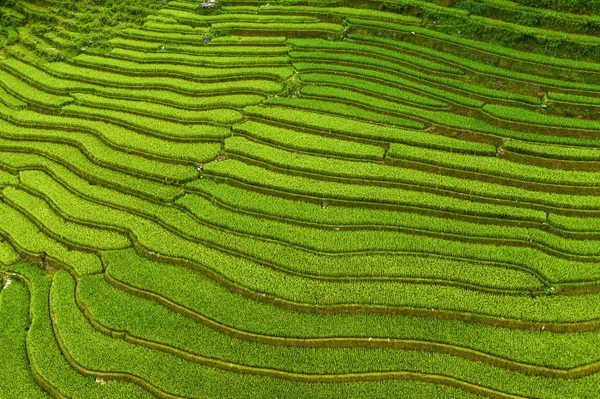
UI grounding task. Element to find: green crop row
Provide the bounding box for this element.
[503,140,600,162]
[296,84,600,147]
[547,91,600,105]
[71,53,295,81]
[0,278,52,399]
[263,96,425,129]
[348,21,600,91]
[251,5,422,24]
[100,249,600,371]
[43,59,285,94]
[300,72,463,108]
[0,109,199,182]
[218,135,600,219]
[484,104,600,130]
[14,165,551,293]
[294,63,484,108]
[291,47,539,105]
[190,178,593,259]
[0,239,20,265]
[243,104,428,141]
[388,142,600,187]
[0,69,73,109]
[5,263,156,398]
[158,8,320,23]
[211,21,345,33]
[109,37,290,55]
[0,84,27,110]
[0,202,101,276]
[142,21,203,33]
[233,120,386,160]
[2,187,131,251]
[54,270,496,399]
[108,47,291,67]
[288,38,463,75]
[0,100,222,163]
[71,93,244,125]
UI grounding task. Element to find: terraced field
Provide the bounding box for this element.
[2,0,600,397]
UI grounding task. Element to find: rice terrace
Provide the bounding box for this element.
[5,0,600,397]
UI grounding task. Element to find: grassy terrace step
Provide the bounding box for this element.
[288,38,464,75]
[110,37,290,56]
[211,144,600,215]
[232,121,386,160]
[5,264,155,399]
[346,24,600,92]
[2,187,131,251]
[71,93,244,125]
[548,91,600,105]
[243,105,427,142]
[0,101,222,163]
[503,140,600,162]
[70,53,295,81]
[17,168,562,292]
[263,96,425,129]
[0,137,183,201]
[192,177,600,254]
[0,239,21,265]
[0,112,198,182]
[295,65,485,108]
[101,250,600,370]
[0,69,73,109]
[293,86,600,147]
[0,278,51,399]
[41,60,285,95]
[300,73,456,109]
[78,272,592,381]
[210,21,345,34]
[108,47,290,67]
[0,85,28,110]
[53,270,488,399]
[158,8,320,23]
[0,202,101,276]
[484,104,600,131]
[387,142,600,187]
[291,52,540,106]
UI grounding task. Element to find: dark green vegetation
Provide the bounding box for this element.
[1,0,600,398]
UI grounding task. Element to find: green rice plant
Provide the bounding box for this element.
[0,112,198,182]
[291,49,540,105]
[71,93,244,125]
[157,9,320,23]
[0,136,183,201]
[263,97,425,129]
[288,38,463,74]
[300,73,450,108]
[199,158,545,221]
[484,103,600,130]
[141,21,202,33]
[5,263,155,398]
[0,279,52,399]
[233,120,386,160]
[0,84,27,110]
[547,91,600,105]
[0,69,73,109]
[243,104,427,141]
[0,101,222,163]
[388,142,600,187]
[295,64,485,108]
[109,37,290,56]
[218,136,600,214]
[211,22,345,33]
[108,47,290,67]
[253,5,422,24]
[70,53,295,81]
[0,202,101,275]
[99,250,600,371]
[53,270,504,399]
[503,140,600,162]
[43,60,285,94]
[0,240,20,265]
[2,187,131,251]
[347,23,600,92]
